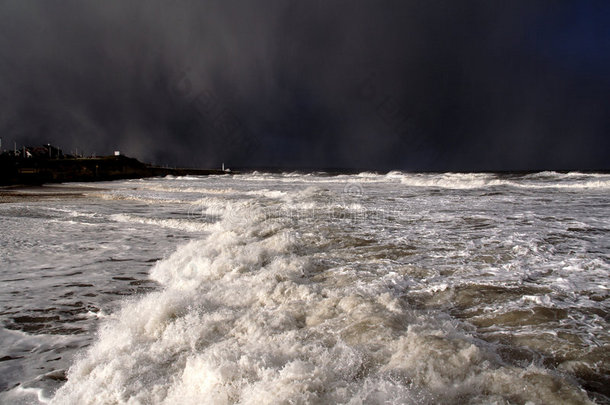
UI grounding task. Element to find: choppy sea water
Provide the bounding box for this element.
[0,171,608,404]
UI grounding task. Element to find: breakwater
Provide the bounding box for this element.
[0,155,226,185]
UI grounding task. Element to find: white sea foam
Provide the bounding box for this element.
[2,172,605,404]
[50,178,601,404]
[109,213,211,233]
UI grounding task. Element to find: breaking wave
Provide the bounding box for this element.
[51,186,596,404]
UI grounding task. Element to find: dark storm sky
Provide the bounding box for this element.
[1,1,609,170]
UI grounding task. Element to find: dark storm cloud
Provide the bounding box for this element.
[1,1,609,170]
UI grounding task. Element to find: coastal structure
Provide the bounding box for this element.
[0,144,227,186]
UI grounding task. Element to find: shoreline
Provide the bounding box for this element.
[0,184,100,203]
[0,155,229,187]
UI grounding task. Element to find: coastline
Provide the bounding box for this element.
[0,184,100,203]
[0,155,229,187]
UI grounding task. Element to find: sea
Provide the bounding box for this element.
[0,171,608,404]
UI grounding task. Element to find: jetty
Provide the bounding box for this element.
[0,145,227,186]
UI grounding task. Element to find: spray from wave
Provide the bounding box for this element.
[51,185,595,404]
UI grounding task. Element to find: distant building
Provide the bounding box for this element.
[114,151,121,156]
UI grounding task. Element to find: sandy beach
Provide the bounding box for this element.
[0,184,105,203]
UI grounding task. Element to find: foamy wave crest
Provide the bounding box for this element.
[536,179,610,189]
[133,185,240,194]
[245,189,288,198]
[110,213,211,233]
[357,171,380,178]
[387,172,610,190]
[397,173,505,189]
[96,193,186,204]
[52,193,594,404]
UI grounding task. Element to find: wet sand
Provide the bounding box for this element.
[0,184,105,203]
